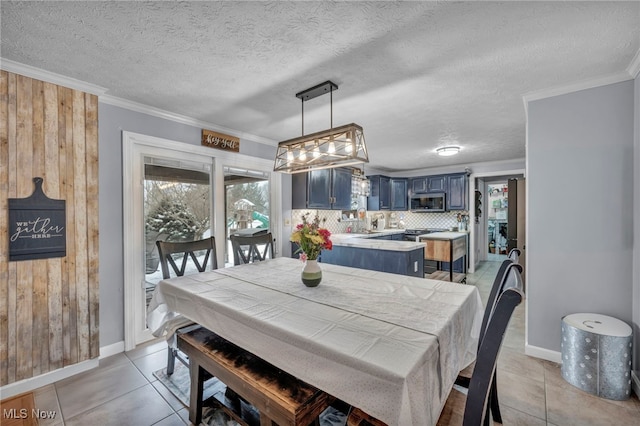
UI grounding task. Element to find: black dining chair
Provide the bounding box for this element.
[439,264,525,426]
[508,247,521,264]
[156,236,217,375]
[230,232,274,265]
[345,266,525,426]
[455,260,523,423]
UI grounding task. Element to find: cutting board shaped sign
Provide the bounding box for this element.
[8,177,66,261]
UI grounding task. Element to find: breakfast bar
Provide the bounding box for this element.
[148,257,482,425]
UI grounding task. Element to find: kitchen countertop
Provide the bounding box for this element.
[330,229,423,252]
[331,228,405,241]
[418,231,468,241]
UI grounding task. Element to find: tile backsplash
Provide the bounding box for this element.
[291,209,468,234]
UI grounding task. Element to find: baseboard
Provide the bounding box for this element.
[632,370,640,400]
[0,341,125,400]
[100,340,125,359]
[525,343,562,364]
[0,359,98,400]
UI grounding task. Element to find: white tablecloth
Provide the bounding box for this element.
[148,257,482,426]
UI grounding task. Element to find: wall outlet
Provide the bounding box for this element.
[414,261,418,273]
[284,218,291,226]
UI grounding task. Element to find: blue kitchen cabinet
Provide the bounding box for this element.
[368,176,407,211]
[390,178,408,211]
[320,245,424,277]
[292,168,352,210]
[446,173,467,210]
[410,175,446,194]
[370,234,392,240]
[367,175,391,210]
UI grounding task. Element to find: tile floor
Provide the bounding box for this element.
[28,261,640,426]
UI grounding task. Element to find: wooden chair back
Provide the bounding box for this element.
[156,236,218,279]
[230,232,274,265]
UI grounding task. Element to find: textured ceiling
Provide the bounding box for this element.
[2,1,639,172]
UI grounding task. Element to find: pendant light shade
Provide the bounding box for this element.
[274,81,369,174]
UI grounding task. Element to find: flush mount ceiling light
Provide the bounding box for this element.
[274,81,369,174]
[436,146,461,156]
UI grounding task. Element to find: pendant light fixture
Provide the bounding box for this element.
[274,81,369,174]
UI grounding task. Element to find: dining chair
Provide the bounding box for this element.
[455,260,523,423]
[156,236,217,375]
[346,270,524,426]
[438,268,525,426]
[230,232,274,265]
[507,247,521,264]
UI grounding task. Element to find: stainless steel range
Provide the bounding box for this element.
[402,228,448,241]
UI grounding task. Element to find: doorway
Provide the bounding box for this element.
[468,170,525,273]
[122,131,282,350]
[487,182,509,260]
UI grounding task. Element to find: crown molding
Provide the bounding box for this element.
[0,58,277,146]
[627,48,640,78]
[0,58,107,95]
[100,95,277,146]
[522,71,632,103]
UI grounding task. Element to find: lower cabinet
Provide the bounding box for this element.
[320,246,424,278]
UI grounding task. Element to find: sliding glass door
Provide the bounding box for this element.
[143,158,211,307]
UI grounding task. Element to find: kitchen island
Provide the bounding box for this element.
[321,230,425,277]
[419,232,468,283]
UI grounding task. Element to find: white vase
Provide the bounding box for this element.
[301,259,322,287]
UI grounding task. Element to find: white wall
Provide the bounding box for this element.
[526,80,635,358]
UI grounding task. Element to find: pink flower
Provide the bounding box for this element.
[299,252,308,262]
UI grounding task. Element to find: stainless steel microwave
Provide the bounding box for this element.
[410,193,446,212]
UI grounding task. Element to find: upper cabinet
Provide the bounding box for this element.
[368,176,408,211]
[446,173,467,210]
[409,173,468,211]
[367,175,391,210]
[292,168,352,210]
[390,178,408,211]
[410,175,445,194]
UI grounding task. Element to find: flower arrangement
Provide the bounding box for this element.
[290,213,333,261]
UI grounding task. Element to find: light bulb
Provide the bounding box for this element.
[299,148,307,161]
[328,141,335,154]
[345,142,353,154]
[287,149,294,161]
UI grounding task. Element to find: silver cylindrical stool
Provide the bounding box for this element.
[561,313,632,400]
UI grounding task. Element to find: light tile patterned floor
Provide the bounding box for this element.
[29,261,640,425]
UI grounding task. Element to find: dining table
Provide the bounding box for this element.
[147,257,482,426]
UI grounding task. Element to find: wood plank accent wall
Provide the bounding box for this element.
[0,71,99,386]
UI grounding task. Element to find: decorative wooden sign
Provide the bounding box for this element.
[8,177,66,261]
[202,129,240,152]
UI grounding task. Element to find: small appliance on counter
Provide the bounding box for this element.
[389,212,399,228]
[373,213,386,230]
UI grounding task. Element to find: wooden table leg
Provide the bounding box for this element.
[189,361,205,426]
